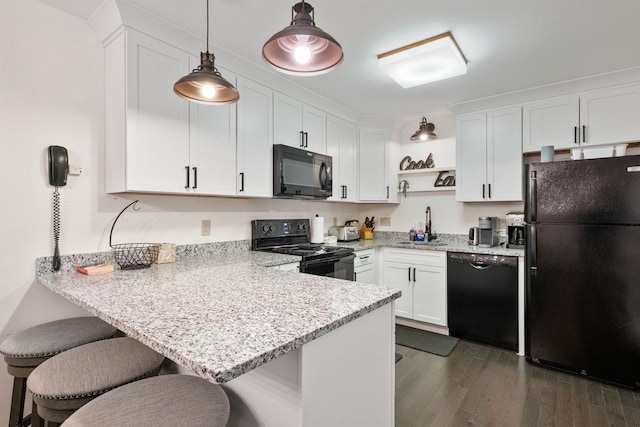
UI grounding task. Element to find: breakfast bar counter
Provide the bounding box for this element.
[36,248,400,426]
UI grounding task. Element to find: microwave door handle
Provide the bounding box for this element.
[319,162,329,190]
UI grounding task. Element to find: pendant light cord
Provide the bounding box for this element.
[206,0,209,52]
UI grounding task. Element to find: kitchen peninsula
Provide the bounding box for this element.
[36,248,400,427]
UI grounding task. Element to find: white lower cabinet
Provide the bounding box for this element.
[382,248,447,326]
[354,249,376,284]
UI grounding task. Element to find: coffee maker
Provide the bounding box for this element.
[478,216,498,247]
[506,212,525,249]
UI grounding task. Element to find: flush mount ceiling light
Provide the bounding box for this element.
[377,31,467,88]
[262,0,343,76]
[410,117,437,141]
[174,0,239,104]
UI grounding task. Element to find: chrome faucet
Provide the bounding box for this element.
[426,206,432,241]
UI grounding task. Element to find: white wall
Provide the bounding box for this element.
[0,1,360,422]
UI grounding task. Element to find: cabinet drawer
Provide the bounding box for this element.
[383,248,445,267]
[354,249,375,267]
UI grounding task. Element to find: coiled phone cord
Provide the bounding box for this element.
[52,187,61,271]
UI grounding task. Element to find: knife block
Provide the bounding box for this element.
[361,225,374,240]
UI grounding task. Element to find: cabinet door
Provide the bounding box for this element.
[237,77,273,197]
[340,122,357,201]
[522,95,579,152]
[326,115,342,201]
[383,262,412,318]
[302,104,327,154]
[412,265,447,326]
[188,64,237,196]
[487,106,523,202]
[326,116,357,202]
[273,93,303,148]
[456,112,487,202]
[123,30,190,193]
[354,264,375,284]
[358,128,389,201]
[580,85,640,146]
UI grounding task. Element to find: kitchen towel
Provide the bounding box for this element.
[310,215,324,243]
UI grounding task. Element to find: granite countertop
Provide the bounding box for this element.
[36,250,400,384]
[333,232,525,257]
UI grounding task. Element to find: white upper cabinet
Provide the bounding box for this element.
[522,95,579,153]
[236,77,273,198]
[106,28,190,194]
[273,93,326,154]
[326,115,357,202]
[456,106,523,202]
[580,86,640,146]
[523,85,640,152]
[104,28,236,196]
[188,62,237,196]
[358,128,390,202]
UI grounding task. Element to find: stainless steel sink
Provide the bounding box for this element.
[396,241,448,247]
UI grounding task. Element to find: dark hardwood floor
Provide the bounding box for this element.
[395,340,640,427]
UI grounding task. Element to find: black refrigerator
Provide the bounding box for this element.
[525,154,640,388]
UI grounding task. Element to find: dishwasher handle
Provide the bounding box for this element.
[469,262,492,270]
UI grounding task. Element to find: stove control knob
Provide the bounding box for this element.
[262,224,273,234]
[297,223,306,231]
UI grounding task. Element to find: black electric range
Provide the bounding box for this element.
[251,219,355,280]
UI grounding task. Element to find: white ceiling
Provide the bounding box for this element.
[38,0,640,120]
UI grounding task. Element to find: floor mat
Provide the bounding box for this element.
[396,325,459,357]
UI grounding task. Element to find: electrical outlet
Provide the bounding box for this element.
[380,217,391,226]
[201,219,211,236]
[68,164,83,175]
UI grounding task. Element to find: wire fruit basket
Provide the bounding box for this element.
[110,200,159,270]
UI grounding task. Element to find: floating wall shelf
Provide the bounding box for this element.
[397,167,456,193]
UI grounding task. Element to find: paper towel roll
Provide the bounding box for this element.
[541,145,555,163]
[310,215,324,243]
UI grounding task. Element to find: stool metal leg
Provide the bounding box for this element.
[30,401,43,427]
[9,377,26,427]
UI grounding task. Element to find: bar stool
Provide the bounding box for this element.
[0,317,117,427]
[61,374,230,427]
[27,336,164,426]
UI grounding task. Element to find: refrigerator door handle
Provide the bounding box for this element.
[528,224,537,276]
[526,170,537,222]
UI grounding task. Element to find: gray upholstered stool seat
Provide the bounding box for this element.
[0,316,117,427]
[27,336,164,425]
[61,374,230,427]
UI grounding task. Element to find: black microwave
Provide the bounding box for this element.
[273,144,332,199]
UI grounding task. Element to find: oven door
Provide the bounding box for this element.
[300,254,355,281]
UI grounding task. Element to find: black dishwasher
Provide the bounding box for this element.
[447,252,518,351]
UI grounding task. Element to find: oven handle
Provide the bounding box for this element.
[302,253,354,266]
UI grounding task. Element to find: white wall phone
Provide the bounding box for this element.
[48,145,68,271]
